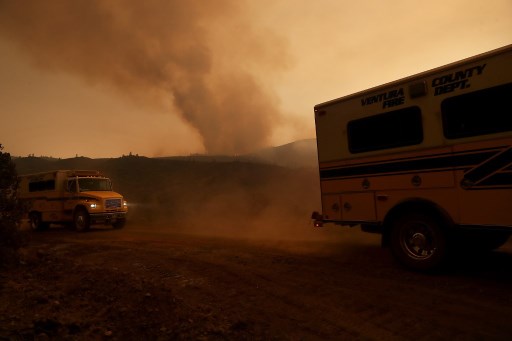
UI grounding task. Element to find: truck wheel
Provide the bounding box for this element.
[29,212,49,231]
[390,211,447,271]
[74,208,90,232]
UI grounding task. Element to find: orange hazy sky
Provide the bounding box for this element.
[1,0,511,158]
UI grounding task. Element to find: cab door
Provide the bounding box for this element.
[63,178,78,220]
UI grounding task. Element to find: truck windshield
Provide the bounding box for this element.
[77,178,112,192]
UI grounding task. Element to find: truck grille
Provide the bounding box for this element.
[105,198,122,209]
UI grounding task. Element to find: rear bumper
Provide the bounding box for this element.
[311,211,324,227]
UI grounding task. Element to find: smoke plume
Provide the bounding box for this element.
[0,0,291,154]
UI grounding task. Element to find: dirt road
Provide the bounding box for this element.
[2,225,512,340]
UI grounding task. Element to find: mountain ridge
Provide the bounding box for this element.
[13,138,318,171]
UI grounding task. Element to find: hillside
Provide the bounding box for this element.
[243,139,317,168]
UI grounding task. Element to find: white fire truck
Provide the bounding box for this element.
[312,44,512,270]
[18,170,128,231]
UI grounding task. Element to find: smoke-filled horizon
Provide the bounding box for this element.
[1,0,511,158]
[0,0,291,155]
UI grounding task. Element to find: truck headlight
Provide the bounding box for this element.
[123,201,128,207]
[90,203,98,209]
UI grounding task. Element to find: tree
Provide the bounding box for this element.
[0,144,26,267]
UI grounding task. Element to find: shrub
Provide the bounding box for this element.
[0,144,27,267]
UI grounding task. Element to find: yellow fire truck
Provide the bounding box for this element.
[312,44,512,270]
[18,170,128,231]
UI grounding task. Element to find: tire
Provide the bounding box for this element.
[73,208,90,232]
[112,220,126,229]
[390,211,448,271]
[29,212,49,231]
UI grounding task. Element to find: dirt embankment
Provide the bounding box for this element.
[2,225,512,340]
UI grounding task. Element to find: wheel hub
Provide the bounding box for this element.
[402,223,436,260]
[411,232,427,249]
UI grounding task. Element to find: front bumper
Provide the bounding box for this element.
[90,212,127,224]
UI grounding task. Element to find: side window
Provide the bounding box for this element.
[28,182,39,192]
[442,82,512,139]
[348,106,423,153]
[28,180,55,192]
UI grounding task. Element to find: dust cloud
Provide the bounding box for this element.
[112,160,336,243]
[125,163,312,239]
[0,0,291,155]
[125,163,373,252]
